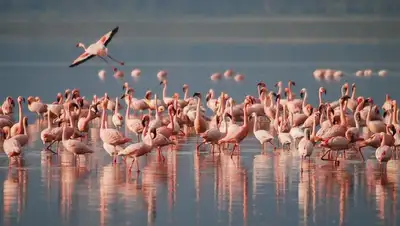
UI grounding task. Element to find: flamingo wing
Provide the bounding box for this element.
[69,52,95,68]
[96,26,119,46]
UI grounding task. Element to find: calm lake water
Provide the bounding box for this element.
[0,37,400,226]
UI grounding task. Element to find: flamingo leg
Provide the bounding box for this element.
[129,158,135,171]
[136,158,140,172]
[98,56,117,72]
[196,141,205,150]
[321,149,333,161]
[358,147,365,161]
[107,54,124,66]
[230,144,237,158]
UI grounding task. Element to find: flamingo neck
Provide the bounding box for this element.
[18,102,23,134]
[351,87,356,99]
[184,89,189,100]
[253,114,257,134]
[303,91,308,108]
[114,98,119,114]
[163,84,168,104]
[101,106,107,129]
[243,103,249,128]
[311,116,317,139]
[47,109,52,129]
[125,101,131,120]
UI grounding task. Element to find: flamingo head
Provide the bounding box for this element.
[182,84,189,92]
[26,96,35,105]
[6,96,15,107]
[319,87,326,95]
[17,96,25,104]
[366,97,374,105]
[300,88,306,98]
[72,90,80,99]
[122,82,129,91]
[386,94,391,101]
[141,115,150,127]
[356,96,364,104]
[288,80,295,86]
[205,92,211,102]
[306,104,313,113]
[173,93,180,100]
[193,92,201,99]
[120,93,127,100]
[56,93,63,102]
[64,89,71,99]
[257,81,266,88]
[76,42,85,48]
[351,83,356,90]
[392,99,397,107]
[145,90,152,100]
[274,81,282,88]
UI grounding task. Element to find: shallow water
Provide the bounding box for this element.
[1,36,400,226]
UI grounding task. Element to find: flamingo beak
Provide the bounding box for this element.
[193,92,201,98]
[274,83,278,87]
[120,94,126,99]
[22,97,25,103]
[159,81,164,85]
[75,43,79,47]
[300,91,304,99]
[122,85,126,91]
[391,125,396,135]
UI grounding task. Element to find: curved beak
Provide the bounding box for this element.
[120,94,126,99]
[300,91,304,99]
[22,97,26,103]
[159,81,164,85]
[64,92,69,99]
[290,81,296,86]
[205,93,211,102]
[274,83,278,87]
[122,85,126,91]
[391,125,396,135]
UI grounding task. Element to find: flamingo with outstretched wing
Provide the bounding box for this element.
[69,26,124,71]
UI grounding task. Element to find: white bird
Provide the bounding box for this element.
[297,128,314,159]
[118,128,156,172]
[69,26,124,71]
[251,112,274,151]
[375,132,393,163]
[112,97,123,129]
[61,123,94,163]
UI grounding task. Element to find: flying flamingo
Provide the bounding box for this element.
[69,26,124,72]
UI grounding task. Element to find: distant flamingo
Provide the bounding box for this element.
[69,26,124,72]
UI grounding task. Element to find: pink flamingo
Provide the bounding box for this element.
[10,96,25,137]
[2,127,22,167]
[218,100,251,157]
[69,26,124,72]
[375,132,393,164]
[100,98,131,164]
[112,97,123,129]
[1,97,15,115]
[118,119,156,172]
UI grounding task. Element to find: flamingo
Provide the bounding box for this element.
[61,123,94,164]
[69,26,124,72]
[3,127,22,167]
[160,79,174,106]
[197,115,226,152]
[251,112,274,151]
[112,97,123,129]
[218,99,251,157]
[124,95,144,141]
[1,97,15,115]
[11,117,29,148]
[117,125,157,172]
[375,132,393,163]
[10,96,25,137]
[99,98,131,164]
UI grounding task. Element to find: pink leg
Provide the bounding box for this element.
[136,159,140,173]
[129,158,135,171]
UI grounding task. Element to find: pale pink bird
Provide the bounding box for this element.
[27,96,47,119]
[100,98,131,164]
[1,96,15,115]
[366,99,386,133]
[113,70,124,79]
[10,96,25,137]
[61,123,94,163]
[112,97,123,129]
[11,117,29,148]
[224,69,234,79]
[159,79,174,106]
[98,70,106,81]
[131,68,141,77]
[218,101,251,156]
[157,70,167,81]
[118,121,156,172]
[375,132,393,163]
[378,70,388,77]
[320,130,361,164]
[355,70,364,77]
[2,127,22,167]
[234,74,244,82]
[125,95,144,141]
[70,26,124,72]
[210,73,222,81]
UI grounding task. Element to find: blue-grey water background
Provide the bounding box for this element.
[1,2,400,226]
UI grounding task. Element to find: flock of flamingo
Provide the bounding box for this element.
[0,79,398,173]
